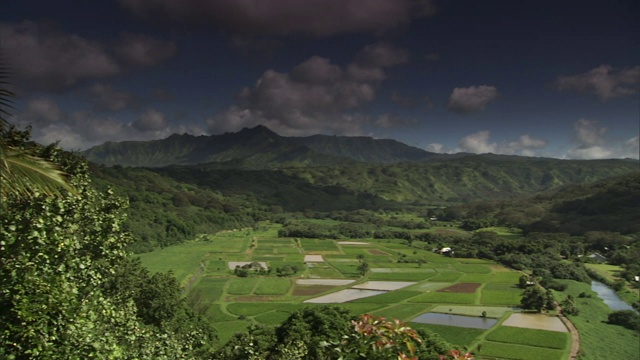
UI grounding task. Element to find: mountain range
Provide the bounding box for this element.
[84,126,639,251]
[81,125,460,168]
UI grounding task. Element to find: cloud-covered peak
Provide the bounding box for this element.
[207,42,413,137]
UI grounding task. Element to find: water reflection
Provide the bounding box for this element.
[412,312,497,329]
[591,281,636,312]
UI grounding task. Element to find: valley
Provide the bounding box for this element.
[137,219,639,359]
[3,125,639,359]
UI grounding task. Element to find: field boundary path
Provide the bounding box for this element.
[182,260,206,295]
[558,312,580,359]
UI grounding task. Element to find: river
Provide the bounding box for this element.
[591,281,636,312]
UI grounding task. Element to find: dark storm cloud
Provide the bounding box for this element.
[118,0,436,36]
[115,32,176,67]
[0,21,120,92]
[0,21,176,93]
[355,42,410,68]
[132,108,168,131]
[555,65,640,101]
[207,42,412,136]
[86,83,140,111]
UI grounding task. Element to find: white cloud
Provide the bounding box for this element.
[505,135,547,154]
[426,143,450,153]
[621,136,639,159]
[565,119,639,160]
[567,146,613,160]
[291,56,343,84]
[458,130,497,153]
[441,131,548,156]
[16,97,201,150]
[555,65,640,101]
[447,85,499,114]
[573,118,606,147]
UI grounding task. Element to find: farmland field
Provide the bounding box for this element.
[486,326,569,349]
[137,221,580,359]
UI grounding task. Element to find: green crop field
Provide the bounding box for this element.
[477,341,565,360]
[227,302,287,316]
[409,291,477,304]
[204,304,237,322]
[227,278,259,295]
[307,264,344,278]
[191,277,226,302]
[351,290,422,303]
[486,326,569,349]
[428,271,464,282]
[454,263,492,273]
[370,303,434,321]
[410,323,484,347]
[254,278,291,295]
[459,273,493,283]
[368,271,435,281]
[299,238,340,252]
[481,290,523,305]
[134,224,581,360]
[430,305,515,318]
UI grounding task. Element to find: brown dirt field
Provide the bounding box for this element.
[368,249,389,255]
[437,282,481,293]
[293,285,333,296]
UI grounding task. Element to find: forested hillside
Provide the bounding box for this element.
[88,154,638,253]
[445,172,640,235]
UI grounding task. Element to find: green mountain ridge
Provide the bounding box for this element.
[80,125,445,167]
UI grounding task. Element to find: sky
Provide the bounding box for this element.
[2,0,639,159]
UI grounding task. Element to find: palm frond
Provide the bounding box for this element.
[0,54,76,199]
[1,146,75,198]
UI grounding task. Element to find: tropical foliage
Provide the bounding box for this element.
[0,65,74,200]
[0,131,216,358]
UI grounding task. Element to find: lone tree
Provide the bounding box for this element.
[560,295,579,315]
[520,285,547,312]
[357,261,370,276]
